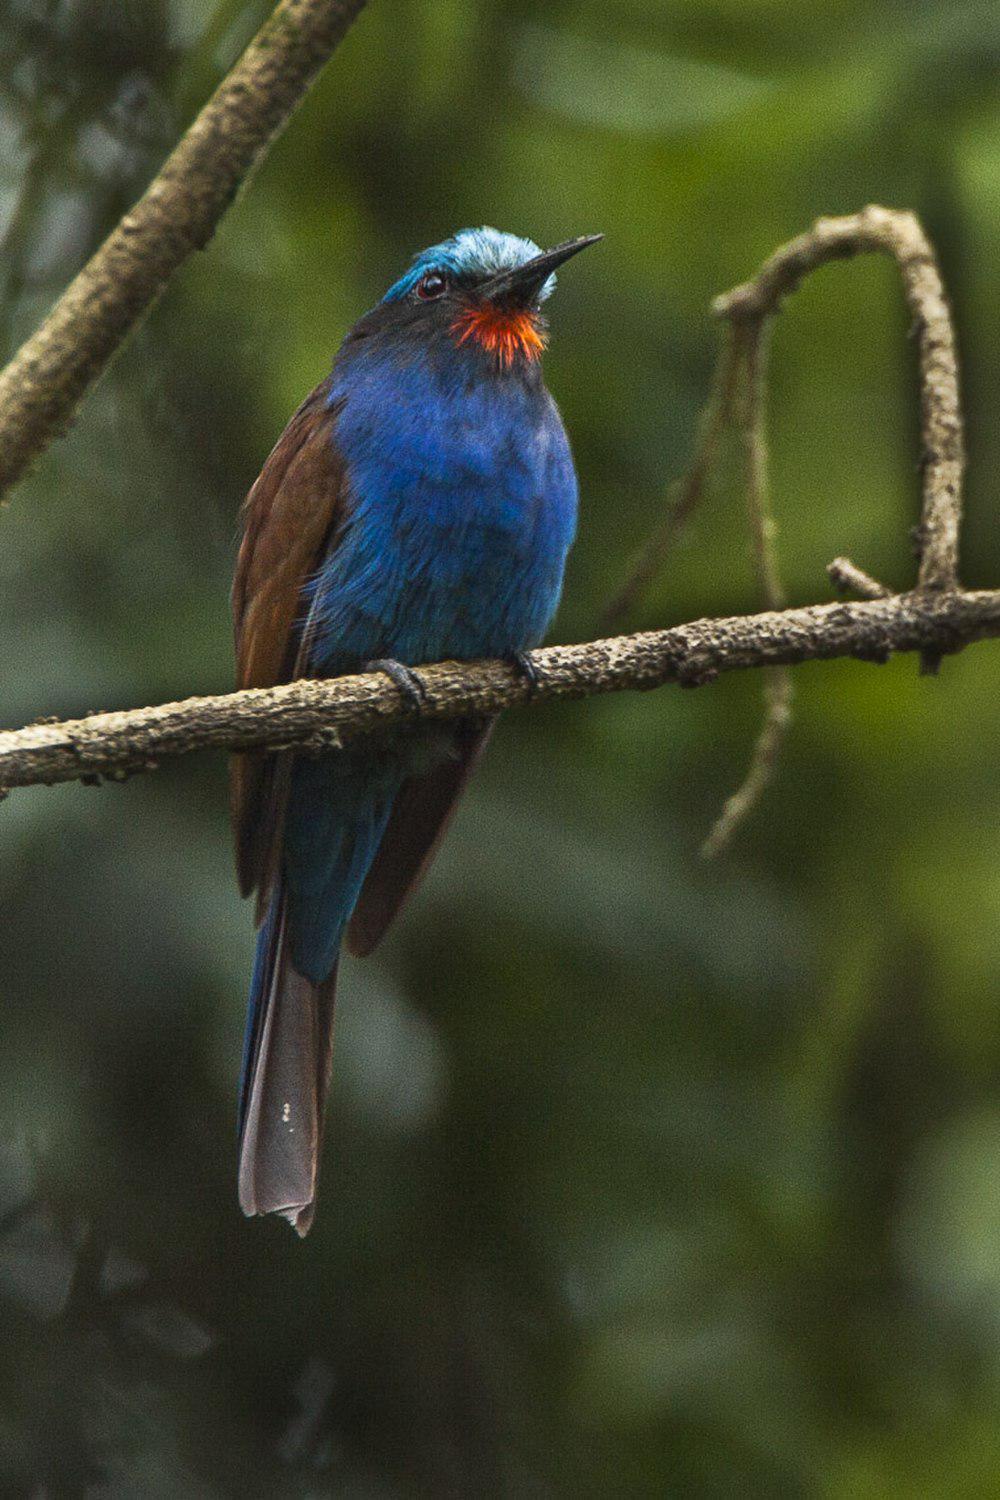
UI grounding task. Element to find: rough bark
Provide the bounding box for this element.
[2,589,997,792]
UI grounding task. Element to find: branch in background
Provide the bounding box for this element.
[604,205,966,851]
[2,590,999,794]
[0,0,367,502]
[601,326,742,630]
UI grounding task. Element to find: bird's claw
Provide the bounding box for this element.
[509,651,543,695]
[363,658,428,712]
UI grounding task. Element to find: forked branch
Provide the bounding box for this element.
[605,205,965,853]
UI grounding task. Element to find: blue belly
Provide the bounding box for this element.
[305,343,578,673]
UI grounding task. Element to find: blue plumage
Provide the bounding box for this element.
[233,227,599,1232]
[313,338,577,668]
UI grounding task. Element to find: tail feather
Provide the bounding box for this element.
[236,742,473,1233]
[238,891,338,1236]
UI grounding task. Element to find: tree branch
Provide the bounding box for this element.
[0,0,367,501]
[3,589,999,793]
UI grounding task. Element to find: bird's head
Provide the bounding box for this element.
[355,227,601,370]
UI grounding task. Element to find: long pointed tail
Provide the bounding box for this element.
[236,750,431,1233]
[237,889,338,1236]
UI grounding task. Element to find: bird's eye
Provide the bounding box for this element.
[416,271,448,300]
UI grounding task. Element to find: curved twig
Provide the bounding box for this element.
[606,205,965,853]
[715,205,964,599]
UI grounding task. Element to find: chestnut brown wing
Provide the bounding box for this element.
[230,380,347,903]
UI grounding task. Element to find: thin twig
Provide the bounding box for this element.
[2,590,999,793]
[701,320,792,858]
[827,557,892,600]
[737,324,784,612]
[0,0,368,501]
[601,325,741,629]
[699,672,793,861]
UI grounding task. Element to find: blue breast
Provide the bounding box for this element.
[305,338,578,672]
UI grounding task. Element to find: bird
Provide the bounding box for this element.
[231,226,600,1234]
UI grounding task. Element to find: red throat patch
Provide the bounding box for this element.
[450,304,547,368]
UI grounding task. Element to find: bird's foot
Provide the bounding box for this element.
[363,658,428,712]
[509,650,543,696]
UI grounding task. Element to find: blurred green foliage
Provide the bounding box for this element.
[2,0,1000,1493]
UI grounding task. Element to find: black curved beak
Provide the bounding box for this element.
[479,234,603,306]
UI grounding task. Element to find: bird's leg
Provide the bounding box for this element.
[508,650,543,696]
[363,658,428,712]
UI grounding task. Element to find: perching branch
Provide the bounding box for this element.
[2,590,1000,793]
[0,0,367,501]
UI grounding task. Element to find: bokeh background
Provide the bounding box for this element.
[2,0,1000,1494]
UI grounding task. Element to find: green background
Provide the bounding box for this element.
[2,0,1000,1493]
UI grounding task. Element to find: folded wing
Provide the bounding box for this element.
[230,379,347,910]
